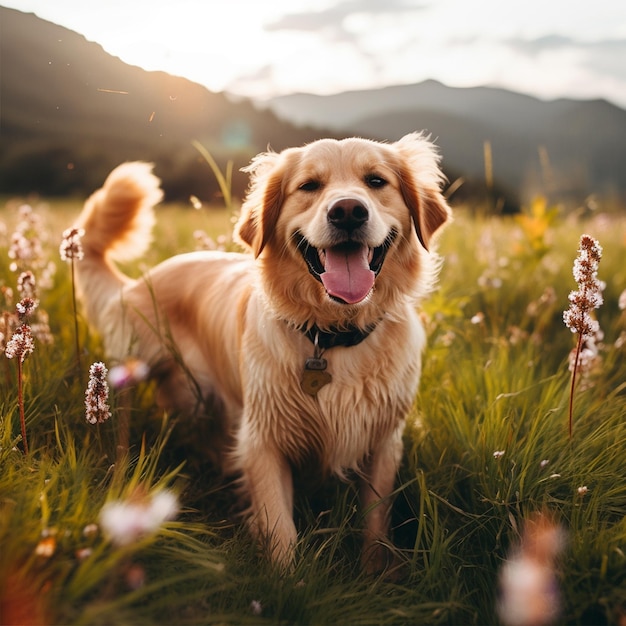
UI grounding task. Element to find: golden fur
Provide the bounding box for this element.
[73,133,451,572]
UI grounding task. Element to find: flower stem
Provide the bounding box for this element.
[70,258,82,376]
[17,359,28,455]
[568,332,584,440]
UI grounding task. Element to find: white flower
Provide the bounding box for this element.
[15,297,37,321]
[471,312,485,325]
[493,450,505,459]
[99,490,179,546]
[85,362,111,424]
[498,556,560,626]
[563,235,603,340]
[82,523,99,538]
[497,514,564,626]
[108,359,150,389]
[59,227,85,262]
[17,271,36,298]
[5,325,34,362]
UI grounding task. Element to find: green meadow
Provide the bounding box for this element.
[1,193,626,625]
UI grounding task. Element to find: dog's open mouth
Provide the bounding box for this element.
[295,230,397,304]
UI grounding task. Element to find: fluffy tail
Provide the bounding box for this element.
[78,162,162,261]
[72,162,163,329]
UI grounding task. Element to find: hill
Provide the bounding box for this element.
[0,7,336,201]
[2,6,625,209]
[267,81,626,207]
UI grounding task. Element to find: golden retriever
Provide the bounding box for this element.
[72,132,451,572]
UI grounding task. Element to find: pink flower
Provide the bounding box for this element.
[59,227,85,262]
[16,271,36,298]
[5,324,34,363]
[15,297,38,322]
[498,514,564,626]
[99,490,179,546]
[108,358,150,389]
[85,362,111,424]
[563,235,603,340]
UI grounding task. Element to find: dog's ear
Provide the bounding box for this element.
[234,151,283,257]
[393,133,452,251]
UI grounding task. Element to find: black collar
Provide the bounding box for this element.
[300,322,379,349]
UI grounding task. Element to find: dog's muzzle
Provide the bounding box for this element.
[294,228,397,305]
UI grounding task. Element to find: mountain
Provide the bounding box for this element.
[2,6,625,208]
[267,81,626,207]
[0,7,337,200]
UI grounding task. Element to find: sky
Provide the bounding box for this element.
[4,0,626,108]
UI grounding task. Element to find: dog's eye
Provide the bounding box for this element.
[299,180,321,192]
[365,175,388,189]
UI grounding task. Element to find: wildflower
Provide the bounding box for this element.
[493,450,506,459]
[563,235,603,340]
[16,271,36,298]
[59,227,85,262]
[99,489,179,546]
[75,547,93,561]
[8,232,33,272]
[34,536,56,558]
[250,600,263,616]
[189,195,203,210]
[539,460,550,469]
[577,486,588,497]
[85,362,111,424]
[61,229,84,369]
[497,513,565,626]
[619,289,626,311]
[108,358,150,389]
[5,297,37,361]
[5,324,34,363]
[15,297,38,322]
[194,229,217,251]
[563,235,603,438]
[8,204,46,275]
[439,330,456,347]
[82,523,99,538]
[471,312,485,325]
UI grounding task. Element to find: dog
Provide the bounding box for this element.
[72,132,451,572]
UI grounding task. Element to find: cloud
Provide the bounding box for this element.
[265,0,426,34]
[581,40,626,86]
[505,34,575,54]
[505,35,626,83]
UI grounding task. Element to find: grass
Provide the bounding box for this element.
[1,193,626,624]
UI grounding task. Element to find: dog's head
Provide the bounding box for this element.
[235,133,451,321]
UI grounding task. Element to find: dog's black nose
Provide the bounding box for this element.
[327,198,369,231]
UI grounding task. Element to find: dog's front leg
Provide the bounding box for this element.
[359,428,404,574]
[241,443,297,569]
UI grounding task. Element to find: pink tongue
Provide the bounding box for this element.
[320,245,374,304]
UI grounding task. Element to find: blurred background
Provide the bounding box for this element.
[1,1,625,212]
